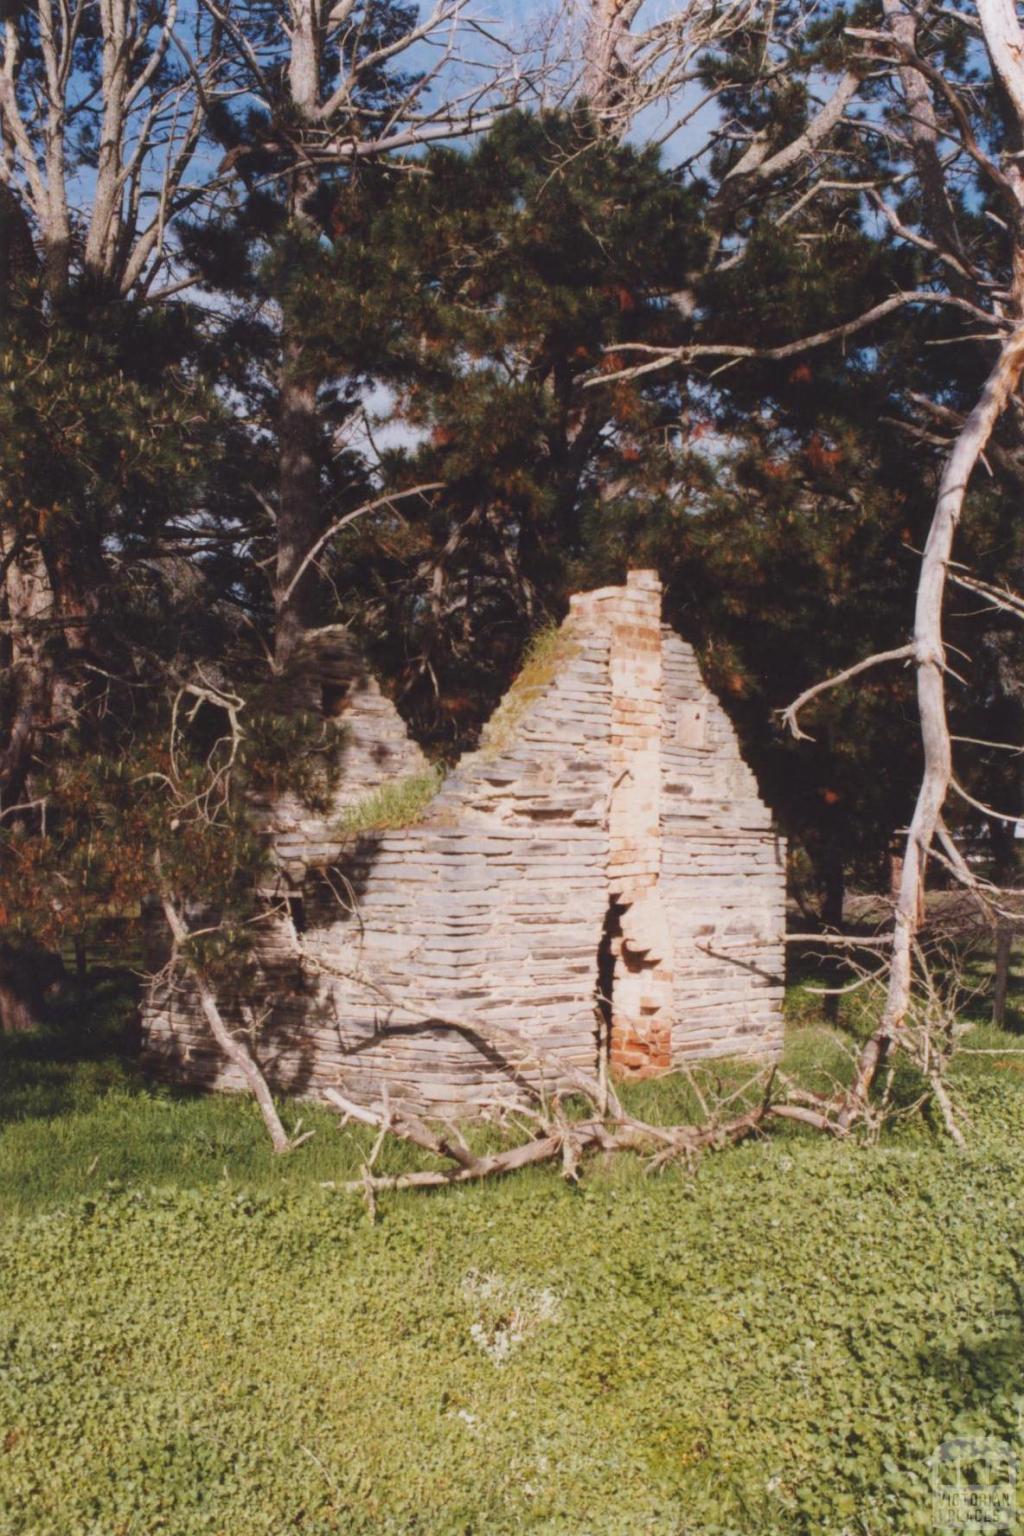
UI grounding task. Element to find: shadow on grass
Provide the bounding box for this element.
[919,1265,1024,1447]
[6,937,1024,1223]
[0,971,178,1126]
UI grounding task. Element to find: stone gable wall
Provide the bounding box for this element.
[660,630,785,1061]
[143,574,786,1112]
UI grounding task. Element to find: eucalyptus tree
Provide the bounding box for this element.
[0,0,229,297]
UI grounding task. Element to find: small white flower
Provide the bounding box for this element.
[463,1270,561,1365]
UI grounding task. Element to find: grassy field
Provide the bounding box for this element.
[3,985,1024,1534]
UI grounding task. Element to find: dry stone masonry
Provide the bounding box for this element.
[144,573,786,1112]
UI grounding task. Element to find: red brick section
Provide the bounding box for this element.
[598,571,674,1077]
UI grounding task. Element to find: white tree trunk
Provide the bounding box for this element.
[843,0,1024,1113]
[846,326,1024,1112]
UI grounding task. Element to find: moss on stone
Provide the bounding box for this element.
[478,621,578,760]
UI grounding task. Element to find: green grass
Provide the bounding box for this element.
[4,993,1024,1533]
[334,766,445,838]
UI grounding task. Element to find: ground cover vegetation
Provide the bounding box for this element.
[3,984,1024,1533]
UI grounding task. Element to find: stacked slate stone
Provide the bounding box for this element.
[268,674,429,880]
[295,615,615,1109]
[142,573,786,1112]
[660,630,786,1060]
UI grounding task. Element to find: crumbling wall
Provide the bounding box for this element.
[267,671,430,879]
[293,610,614,1108]
[143,573,785,1111]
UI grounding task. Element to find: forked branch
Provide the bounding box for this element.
[156,870,301,1154]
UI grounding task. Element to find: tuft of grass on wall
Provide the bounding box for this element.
[334,766,444,838]
[478,621,579,759]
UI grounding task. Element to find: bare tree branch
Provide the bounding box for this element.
[157,873,297,1154]
[781,645,915,741]
[587,290,1002,388]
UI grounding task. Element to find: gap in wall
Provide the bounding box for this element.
[596,897,627,1058]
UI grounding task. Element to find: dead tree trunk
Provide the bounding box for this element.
[840,0,1024,1116]
[844,326,1024,1117]
[581,0,642,129]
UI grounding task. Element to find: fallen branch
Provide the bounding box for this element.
[324,1087,800,1195]
[317,983,848,1203]
[784,932,892,947]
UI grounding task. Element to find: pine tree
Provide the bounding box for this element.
[289,108,704,747]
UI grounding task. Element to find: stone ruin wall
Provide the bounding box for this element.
[143,573,785,1112]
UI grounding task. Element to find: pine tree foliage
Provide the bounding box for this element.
[293,109,705,745]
